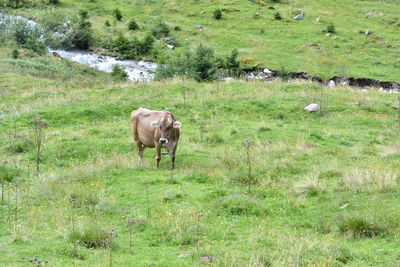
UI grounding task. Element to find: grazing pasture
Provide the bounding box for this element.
[0,46,399,266]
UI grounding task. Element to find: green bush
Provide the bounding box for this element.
[104,20,111,27]
[111,33,154,59]
[213,9,222,20]
[113,8,123,21]
[156,45,242,81]
[111,65,128,80]
[128,19,139,30]
[151,22,170,39]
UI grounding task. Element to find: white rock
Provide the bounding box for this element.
[328,80,335,88]
[263,68,273,74]
[325,33,331,37]
[315,17,321,22]
[167,44,174,50]
[304,103,320,112]
[360,89,368,93]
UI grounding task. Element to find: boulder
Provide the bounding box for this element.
[304,103,320,112]
[293,10,304,20]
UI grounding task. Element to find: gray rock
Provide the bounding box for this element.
[328,80,335,88]
[293,11,304,20]
[177,253,189,258]
[365,12,374,18]
[195,24,203,29]
[315,17,321,22]
[198,256,215,262]
[360,89,368,93]
[304,103,320,112]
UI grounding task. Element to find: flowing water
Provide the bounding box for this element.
[0,13,157,82]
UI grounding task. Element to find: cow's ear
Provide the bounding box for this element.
[151,121,160,127]
[173,121,182,128]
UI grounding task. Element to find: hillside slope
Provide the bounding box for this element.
[10,0,400,82]
[1,45,400,266]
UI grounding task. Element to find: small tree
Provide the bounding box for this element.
[225,49,241,76]
[191,44,217,82]
[213,9,222,20]
[11,48,19,59]
[113,9,123,21]
[111,65,128,80]
[128,19,139,30]
[327,23,336,34]
[274,12,282,20]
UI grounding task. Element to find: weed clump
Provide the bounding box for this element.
[69,225,112,248]
[217,195,267,216]
[338,216,384,238]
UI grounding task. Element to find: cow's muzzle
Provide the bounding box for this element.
[159,138,168,144]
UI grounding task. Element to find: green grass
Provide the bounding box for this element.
[8,0,400,82]
[0,44,400,266]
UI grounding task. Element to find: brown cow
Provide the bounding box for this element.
[131,108,182,169]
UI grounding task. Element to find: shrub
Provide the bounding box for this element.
[128,19,139,30]
[213,9,222,20]
[48,0,59,4]
[151,22,170,39]
[113,8,123,21]
[327,23,336,34]
[104,20,111,27]
[111,65,128,80]
[274,12,282,20]
[111,33,154,59]
[12,48,19,59]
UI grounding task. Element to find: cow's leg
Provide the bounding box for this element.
[169,144,178,170]
[136,142,145,165]
[155,144,161,168]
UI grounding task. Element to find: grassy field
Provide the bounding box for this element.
[6,0,400,82]
[1,42,400,266]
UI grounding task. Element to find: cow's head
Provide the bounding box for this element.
[151,118,182,144]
